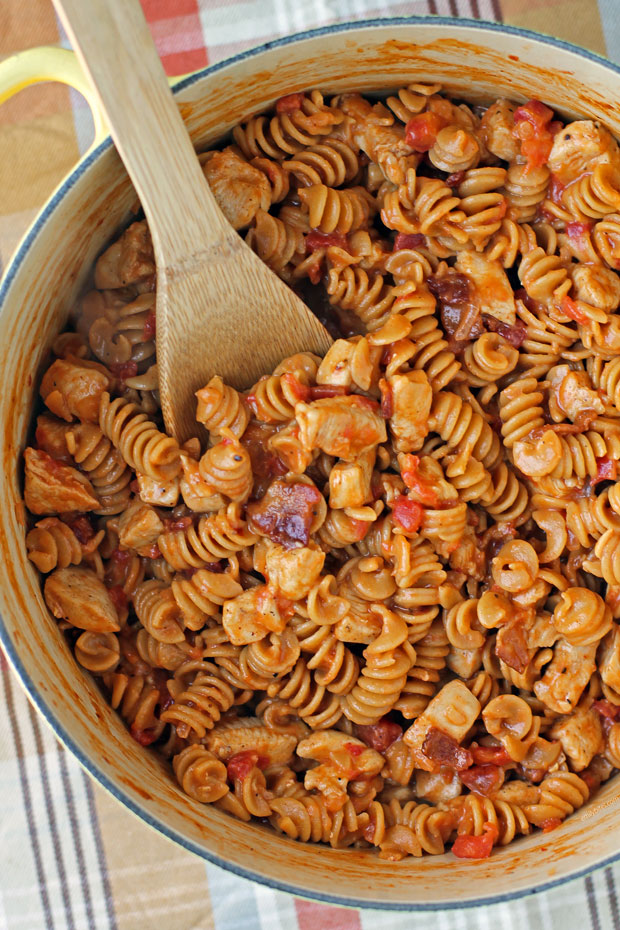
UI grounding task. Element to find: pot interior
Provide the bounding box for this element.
[2,20,620,907]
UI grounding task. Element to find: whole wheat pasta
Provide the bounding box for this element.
[24,85,620,863]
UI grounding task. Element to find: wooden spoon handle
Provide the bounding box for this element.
[53,0,229,262]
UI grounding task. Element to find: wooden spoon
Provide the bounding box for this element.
[53,0,332,441]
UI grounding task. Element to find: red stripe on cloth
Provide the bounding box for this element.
[140,0,201,20]
[0,647,8,671]
[295,899,362,930]
[160,48,208,76]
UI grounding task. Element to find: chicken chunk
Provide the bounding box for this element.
[94,221,155,290]
[222,585,289,645]
[337,94,418,184]
[44,567,120,632]
[297,730,384,812]
[34,414,72,464]
[550,708,603,772]
[117,497,164,550]
[533,639,597,714]
[455,251,516,325]
[296,395,386,461]
[206,718,301,765]
[136,472,180,507]
[24,448,99,514]
[479,99,520,163]
[548,120,620,186]
[387,371,432,453]
[570,263,620,312]
[546,365,604,422]
[264,543,325,600]
[598,626,620,694]
[40,358,110,424]
[329,448,375,509]
[202,147,270,230]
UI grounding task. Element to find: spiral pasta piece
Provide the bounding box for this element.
[99,392,180,482]
[246,209,304,273]
[198,430,253,502]
[26,518,88,573]
[161,667,236,739]
[66,422,132,515]
[298,184,375,234]
[173,745,229,803]
[562,164,620,219]
[195,376,250,438]
[342,606,416,725]
[233,91,343,160]
[518,247,571,303]
[283,140,360,188]
[499,377,545,449]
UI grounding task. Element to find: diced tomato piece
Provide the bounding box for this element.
[276,92,305,113]
[592,456,617,488]
[308,384,350,399]
[227,750,269,782]
[348,517,371,541]
[470,745,512,766]
[460,764,505,796]
[452,822,499,859]
[393,233,426,251]
[593,699,620,721]
[513,99,554,126]
[566,221,594,249]
[281,371,311,403]
[405,111,447,152]
[110,548,131,564]
[108,585,127,615]
[130,724,159,747]
[513,99,556,171]
[399,453,440,507]
[422,727,473,772]
[540,817,563,833]
[357,718,403,753]
[142,309,156,341]
[306,230,350,252]
[109,360,138,383]
[344,742,365,757]
[561,295,589,325]
[392,495,424,533]
[379,378,394,419]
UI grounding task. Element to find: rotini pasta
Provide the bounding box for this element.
[25,84,620,864]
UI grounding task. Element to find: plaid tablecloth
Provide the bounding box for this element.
[2,1,620,928]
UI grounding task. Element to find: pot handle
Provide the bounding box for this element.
[0,46,108,150]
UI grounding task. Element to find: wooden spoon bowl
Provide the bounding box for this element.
[53,0,332,441]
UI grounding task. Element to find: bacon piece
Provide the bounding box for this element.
[592,456,617,488]
[495,619,530,674]
[422,726,473,772]
[593,699,620,722]
[357,718,403,753]
[482,313,527,348]
[247,478,323,548]
[428,272,482,349]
